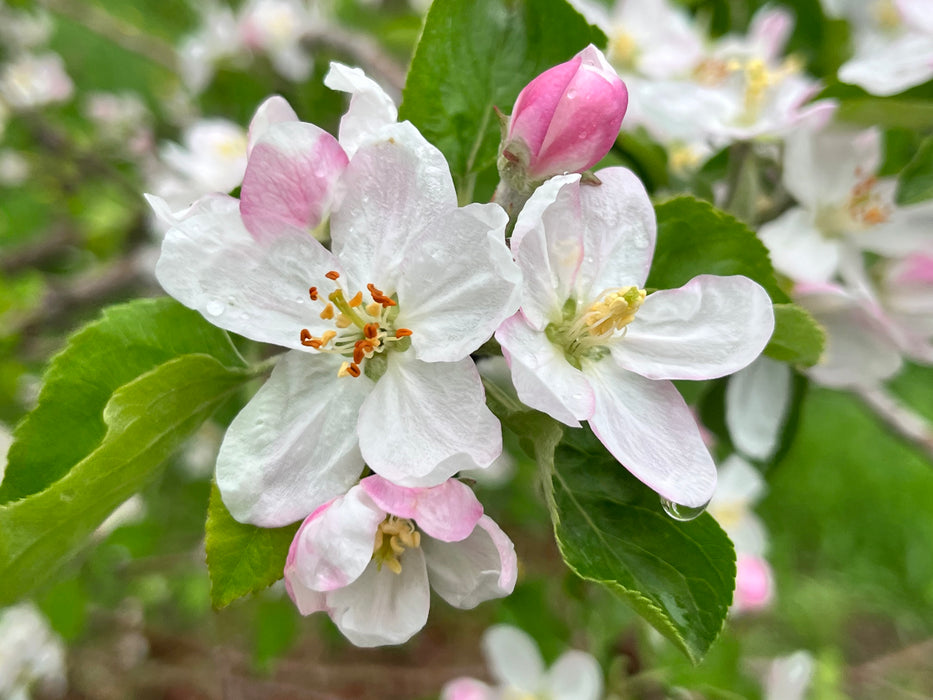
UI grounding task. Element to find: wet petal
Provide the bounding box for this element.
[613,275,774,380]
[397,202,520,362]
[585,360,717,508]
[358,355,502,486]
[246,95,298,155]
[324,61,398,157]
[155,196,344,349]
[216,351,371,527]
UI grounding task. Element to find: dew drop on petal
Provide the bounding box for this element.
[660,496,709,521]
[205,300,225,316]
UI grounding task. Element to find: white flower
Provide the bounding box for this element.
[495,170,774,508]
[0,52,73,109]
[441,624,602,700]
[826,0,933,95]
[154,115,520,527]
[759,125,933,284]
[762,650,815,700]
[0,603,67,699]
[708,455,768,557]
[726,356,793,462]
[285,476,517,647]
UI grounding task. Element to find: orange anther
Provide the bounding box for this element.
[364,323,380,339]
[300,329,316,347]
[395,328,413,338]
[309,286,318,301]
[320,303,335,320]
[349,291,363,307]
[347,362,361,377]
[325,270,340,280]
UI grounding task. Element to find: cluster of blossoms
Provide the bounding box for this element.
[150,45,777,646]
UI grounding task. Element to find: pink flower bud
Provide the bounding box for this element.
[503,45,628,182]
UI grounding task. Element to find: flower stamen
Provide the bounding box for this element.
[372,516,421,574]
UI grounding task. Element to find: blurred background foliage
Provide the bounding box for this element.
[1,0,933,698]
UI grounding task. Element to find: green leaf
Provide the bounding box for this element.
[648,196,787,302]
[205,483,300,609]
[550,426,735,664]
[0,297,245,503]
[399,0,603,200]
[765,303,826,367]
[837,98,933,131]
[896,136,933,205]
[0,354,253,605]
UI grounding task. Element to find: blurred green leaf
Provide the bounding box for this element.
[648,196,787,302]
[0,297,245,503]
[765,304,826,367]
[837,98,933,130]
[0,354,253,605]
[253,596,300,673]
[205,483,300,609]
[896,136,933,205]
[399,0,603,200]
[550,426,735,664]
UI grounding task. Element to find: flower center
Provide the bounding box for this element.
[372,516,421,575]
[692,55,802,124]
[608,28,639,70]
[816,170,890,236]
[299,270,413,379]
[872,0,902,30]
[546,286,647,368]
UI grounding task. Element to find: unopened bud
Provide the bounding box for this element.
[499,45,628,189]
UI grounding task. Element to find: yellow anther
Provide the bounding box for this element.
[872,0,902,29]
[337,361,352,377]
[372,516,421,575]
[349,291,363,307]
[583,286,646,336]
[670,145,702,175]
[319,330,337,347]
[366,302,381,317]
[335,313,352,329]
[319,303,335,320]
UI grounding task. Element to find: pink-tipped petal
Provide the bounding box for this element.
[360,476,484,543]
[440,678,495,700]
[240,121,348,241]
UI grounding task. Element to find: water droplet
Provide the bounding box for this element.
[205,300,225,316]
[60,489,75,503]
[660,496,709,521]
[566,89,577,100]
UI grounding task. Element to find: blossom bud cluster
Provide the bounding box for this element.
[150,51,775,647]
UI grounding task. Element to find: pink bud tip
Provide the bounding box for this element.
[507,44,628,180]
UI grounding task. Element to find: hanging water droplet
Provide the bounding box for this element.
[60,489,75,503]
[205,300,225,316]
[660,496,709,521]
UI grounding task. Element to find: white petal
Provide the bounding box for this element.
[324,61,398,157]
[510,174,586,330]
[358,355,502,485]
[155,200,344,349]
[216,351,371,526]
[495,312,594,426]
[546,650,604,700]
[725,356,792,461]
[284,573,327,615]
[758,208,841,284]
[423,515,517,609]
[326,550,430,647]
[246,95,298,155]
[329,121,457,288]
[839,33,933,96]
[858,198,933,257]
[585,360,717,508]
[613,275,775,380]
[286,487,385,592]
[575,167,657,298]
[481,624,545,691]
[397,202,521,362]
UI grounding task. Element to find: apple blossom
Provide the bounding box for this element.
[284,476,517,647]
[824,0,933,96]
[876,252,933,364]
[153,119,521,527]
[495,169,774,508]
[0,52,73,109]
[763,650,815,700]
[759,125,933,284]
[0,602,67,699]
[793,282,903,390]
[726,356,792,462]
[441,624,602,700]
[497,45,628,193]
